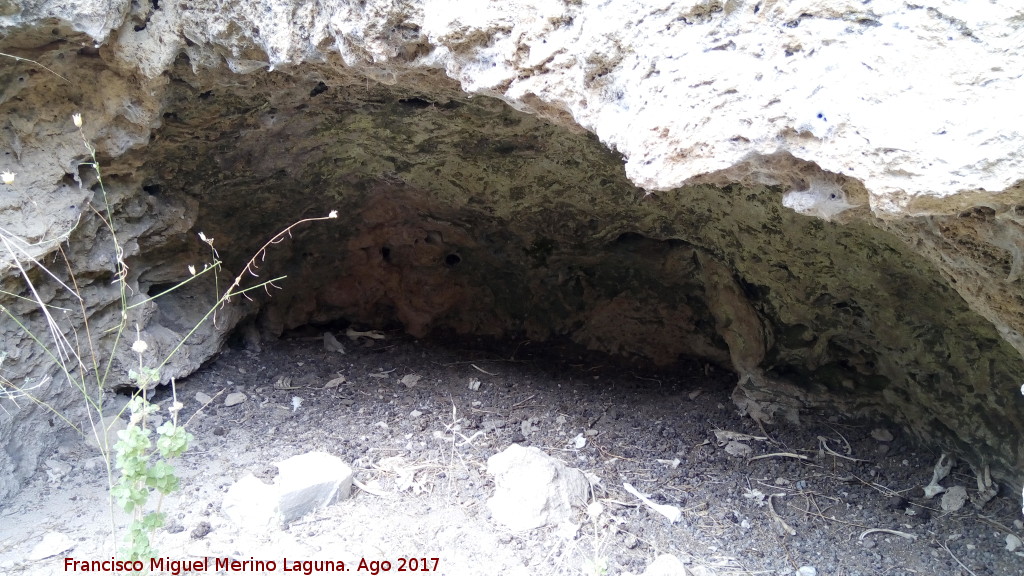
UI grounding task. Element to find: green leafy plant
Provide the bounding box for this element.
[109,329,193,560]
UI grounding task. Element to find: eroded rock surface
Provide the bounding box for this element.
[1,0,1023,505]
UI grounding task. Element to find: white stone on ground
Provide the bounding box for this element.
[224,391,246,406]
[870,428,894,442]
[222,451,353,529]
[639,554,687,576]
[27,532,74,560]
[486,443,589,531]
[940,485,969,512]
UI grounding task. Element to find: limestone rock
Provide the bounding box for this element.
[27,531,74,561]
[940,486,969,512]
[222,451,353,529]
[224,392,247,407]
[486,444,589,531]
[640,554,688,576]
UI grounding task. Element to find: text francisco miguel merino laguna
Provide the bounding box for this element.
[63,556,437,574]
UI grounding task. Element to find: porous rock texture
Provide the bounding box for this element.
[1,0,1023,505]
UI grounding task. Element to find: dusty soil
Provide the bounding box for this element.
[2,332,1023,576]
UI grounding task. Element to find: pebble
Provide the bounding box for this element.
[796,567,817,576]
[195,391,213,405]
[224,392,247,407]
[870,428,894,442]
[28,532,74,560]
[190,521,212,539]
[940,485,968,511]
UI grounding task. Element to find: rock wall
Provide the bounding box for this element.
[1,0,1023,504]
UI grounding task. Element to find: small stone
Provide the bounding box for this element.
[486,444,589,531]
[640,554,687,576]
[190,521,212,539]
[224,392,247,407]
[83,456,105,471]
[871,428,894,442]
[45,458,72,483]
[724,441,753,457]
[323,331,345,353]
[795,566,817,576]
[222,451,353,529]
[28,532,74,560]
[195,391,213,405]
[1006,533,1023,551]
[940,485,969,512]
[409,410,422,418]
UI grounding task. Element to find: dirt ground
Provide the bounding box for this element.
[2,331,1023,576]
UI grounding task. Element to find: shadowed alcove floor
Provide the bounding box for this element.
[2,333,1022,576]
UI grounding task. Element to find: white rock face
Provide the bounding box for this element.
[6,0,1020,216]
[430,0,1023,215]
[4,0,1023,360]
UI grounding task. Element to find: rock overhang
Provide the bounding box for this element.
[1,0,1023,504]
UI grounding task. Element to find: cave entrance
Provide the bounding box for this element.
[129,64,1024,523]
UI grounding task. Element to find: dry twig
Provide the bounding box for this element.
[858,528,917,541]
[470,363,497,376]
[818,436,870,462]
[749,452,812,463]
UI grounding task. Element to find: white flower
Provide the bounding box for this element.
[72,113,82,128]
[131,339,148,354]
[1,171,14,185]
[188,264,197,276]
[198,231,214,245]
[329,210,338,218]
